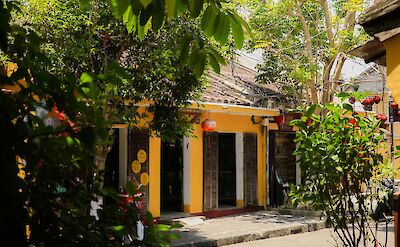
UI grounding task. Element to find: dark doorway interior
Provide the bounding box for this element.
[161,140,183,212]
[218,133,236,206]
[104,129,119,205]
[268,131,296,206]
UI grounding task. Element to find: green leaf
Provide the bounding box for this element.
[305,104,317,117]
[208,53,220,74]
[123,7,137,33]
[229,14,244,49]
[66,136,74,145]
[109,0,130,17]
[207,47,225,65]
[113,225,125,232]
[332,155,339,162]
[336,92,350,100]
[230,11,251,37]
[155,224,170,231]
[188,0,204,18]
[140,0,152,8]
[189,49,206,77]
[397,145,400,151]
[342,103,353,112]
[151,0,164,31]
[137,18,151,40]
[80,72,93,84]
[201,5,218,36]
[214,12,230,45]
[166,0,177,19]
[335,166,343,172]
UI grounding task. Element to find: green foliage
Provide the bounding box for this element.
[1,0,248,245]
[18,0,221,141]
[108,0,250,49]
[247,0,369,104]
[290,94,393,246]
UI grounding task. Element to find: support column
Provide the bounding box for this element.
[119,128,128,188]
[149,136,161,217]
[235,133,244,207]
[183,137,191,212]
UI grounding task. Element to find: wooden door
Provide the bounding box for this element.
[203,132,218,211]
[244,133,258,206]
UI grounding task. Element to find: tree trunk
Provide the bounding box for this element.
[295,0,318,104]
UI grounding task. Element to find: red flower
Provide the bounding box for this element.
[53,105,67,121]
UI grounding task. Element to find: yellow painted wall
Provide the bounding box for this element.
[383,34,400,179]
[122,104,278,215]
[384,34,400,105]
[148,136,161,217]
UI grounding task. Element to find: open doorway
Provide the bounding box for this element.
[161,140,183,212]
[218,133,236,207]
[268,131,296,206]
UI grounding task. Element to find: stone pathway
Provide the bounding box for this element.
[170,210,326,247]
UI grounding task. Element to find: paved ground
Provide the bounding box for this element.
[226,224,394,247]
[171,210,326,247]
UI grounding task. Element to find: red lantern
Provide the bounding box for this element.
[201,119,216,132]
[391,102,399,109]
[367,98,374,106]
[349,118,356,125]
[376,114,387,123]
[362,98,373,106]
[274,114,285,127]
[373,95,381,104]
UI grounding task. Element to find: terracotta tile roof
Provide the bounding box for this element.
[199,63,285,108]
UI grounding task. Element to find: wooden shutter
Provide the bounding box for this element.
[203,132,218,211]
[129,129,149,213]
[244,133,258,206]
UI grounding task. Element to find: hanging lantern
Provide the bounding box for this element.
[376,113,387,123]
[391,102,398,109]
[274,114,285,127]
[373,95,381,104]
[362,98,374,106]
[201,119,216,132]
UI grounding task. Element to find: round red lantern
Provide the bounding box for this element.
[373,95,381,104]
[274,114,285,127]
[391,102,399,109]
[201,119,216,132]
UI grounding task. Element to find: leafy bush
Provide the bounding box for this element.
[290,94,394,246]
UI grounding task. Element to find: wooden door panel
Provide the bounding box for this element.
[244,133,258,207]
[203,132,218,211]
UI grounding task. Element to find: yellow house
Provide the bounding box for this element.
[104,64,287,218]
[350,0,400,177]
